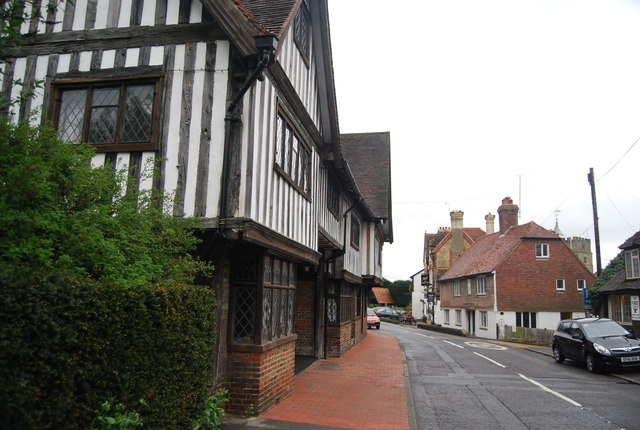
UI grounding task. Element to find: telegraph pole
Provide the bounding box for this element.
[587,168,602,276]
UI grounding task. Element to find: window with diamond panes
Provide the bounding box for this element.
[232,254,258,343]
[350,215,360,249]
[261,257,296,343]
[274,110,311,197]
[233,286,256,342]
[294,0,311,63]
[53,77,161,152]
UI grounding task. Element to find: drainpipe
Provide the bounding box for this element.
[218,35,278,234]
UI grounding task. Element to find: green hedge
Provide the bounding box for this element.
[0,274,217,429]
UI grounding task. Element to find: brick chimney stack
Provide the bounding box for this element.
[497,197,519,234]
[450,211,464,262]
[485,213,495,234]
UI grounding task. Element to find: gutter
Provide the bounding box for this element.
[218,35,278,234]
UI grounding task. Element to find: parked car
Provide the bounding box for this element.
[366,308,380,329]
[552,318,640,373]
[375,308,401,319]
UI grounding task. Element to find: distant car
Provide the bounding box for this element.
[367,308,380,329]
[552,318,640,373]
[375,308,401,319]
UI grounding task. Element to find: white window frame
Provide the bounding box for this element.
[536,243,549,259]
[480,311,488,328]
[577,279,586,291]
[477,276,486,295]
[625,249,640,279]
[556,279,565,291]
[453,280,461,297]
[455,309,462,325]
[467,279,472,295]
[444,309,450,324]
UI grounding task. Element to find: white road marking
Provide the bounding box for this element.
[474,352,506,368]
[518,373,582,407]
[415,334,435,339]
[465,341,508,350]
[443,340,464,348]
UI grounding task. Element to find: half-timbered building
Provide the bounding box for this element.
[1,0,393,414]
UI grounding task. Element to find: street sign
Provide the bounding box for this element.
[583,288,592,307]
[421,273,430,286]
[426,292,435,303]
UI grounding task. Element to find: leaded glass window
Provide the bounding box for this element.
[233,286,256,342]
[274,110,311,196]
[53,77,161,152]
[294,0,310,61]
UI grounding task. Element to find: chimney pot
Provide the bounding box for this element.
[485,213,495,234]
[497,197,519,234]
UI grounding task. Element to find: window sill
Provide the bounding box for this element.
[229,334,298,353]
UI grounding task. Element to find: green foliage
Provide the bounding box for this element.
[0,118,213,286]
[1,1,62,109]
[0,277,218,429]
[89,398,145,430]
[589,251,625,314]
[383,279,412,307]
[192,389,229,430]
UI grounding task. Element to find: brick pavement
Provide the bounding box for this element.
[223,330,412,430]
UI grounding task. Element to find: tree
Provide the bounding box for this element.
[0,118,212,286]
[384,279,412,308]
[588,251,624,316]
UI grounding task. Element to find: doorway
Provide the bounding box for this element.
[467,310,476,336]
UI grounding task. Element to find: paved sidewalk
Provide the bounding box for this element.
[222,330,413,430]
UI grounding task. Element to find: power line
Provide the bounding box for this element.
[597,135,640,182]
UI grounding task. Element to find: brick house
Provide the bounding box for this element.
[2,0,393,414]
[599,230,640,335]
[412,211,487,322]
[438,197,594,340]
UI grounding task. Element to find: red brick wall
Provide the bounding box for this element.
[496,239,595,312]
[294,279,315,356]
[225,339,296,415]
[440,275,495,309]
[326,322,353,357]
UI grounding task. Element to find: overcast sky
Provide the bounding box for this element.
[327,0,640,281]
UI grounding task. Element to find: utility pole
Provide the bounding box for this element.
[587,168,602,276]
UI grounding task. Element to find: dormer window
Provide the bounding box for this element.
[625,249,639,279]
[294,0,311,63]
[536,243,549,259]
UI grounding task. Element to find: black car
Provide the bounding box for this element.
[375,307,401,319]
[552,318,640,373]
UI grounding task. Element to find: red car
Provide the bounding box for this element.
[367,308,380,329]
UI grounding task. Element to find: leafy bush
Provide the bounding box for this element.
[0,118,213,286]
[192,389,228,430]
[89,398,145,430]
[0,277,217,429]
[0,118,218,428]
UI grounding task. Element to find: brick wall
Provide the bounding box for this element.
[326,322,354,357]
[496,239,595,312]
[440,275,495,309]
[225,338,296,415]
[294,278,315,356]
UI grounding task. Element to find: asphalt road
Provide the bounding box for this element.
[381,323,640,430]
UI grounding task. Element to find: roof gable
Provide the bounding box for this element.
[340,132,392,221]
[620,230,640,249]
[371,287,394,304]
[440,222,559,280]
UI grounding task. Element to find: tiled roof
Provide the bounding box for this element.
[234,0,299,36]
[620,230,640,249]
[465,228,486,242]
[371,287,394,304]
[340,132,392,220]
[440,222,559,280]
[600,268,640,293]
